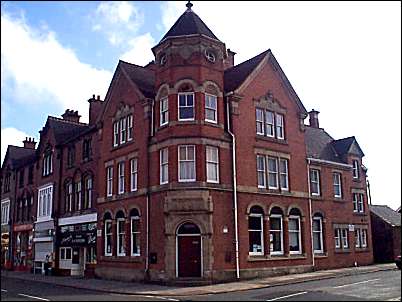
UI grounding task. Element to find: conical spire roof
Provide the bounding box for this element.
[159,1,220,43]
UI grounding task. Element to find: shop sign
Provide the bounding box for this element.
[58,222,97,246]
[13,224,33,232]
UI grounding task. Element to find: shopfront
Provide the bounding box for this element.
[57,214,97,277]
[13,223,33,271]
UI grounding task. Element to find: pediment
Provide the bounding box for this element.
[253,90,287,114]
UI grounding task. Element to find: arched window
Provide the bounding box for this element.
[313,213,324,254]
[116,211,126,256]
[269,207,284,255]
[130,209,140,256]
[104,212,112,256]
[288,208,302,254]
[83,175,93,209]
[248,206,264,255]
[42,146,53,176]
[65,180,73,213]
[178,83,195,121]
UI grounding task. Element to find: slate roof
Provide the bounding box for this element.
[2,146,36,169]
[332,137,355,156]
[224,50,269,93]
[160,6,220,43]
[119,60,155,99]
[370,205,401,227]
[47,117,89,145]
[304,126,345,163]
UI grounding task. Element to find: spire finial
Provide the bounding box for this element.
[186,1,193,11]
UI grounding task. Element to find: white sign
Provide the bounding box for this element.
[97,229,102,237]
[348,224,355,231]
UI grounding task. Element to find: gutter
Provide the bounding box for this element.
[307,157,352,169]
[225,92,240,280]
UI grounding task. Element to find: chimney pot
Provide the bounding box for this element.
[97,95,100,100]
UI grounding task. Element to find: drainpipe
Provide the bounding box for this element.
[226,93,240,280]
[145,99,155,276]
[306,159,315,269]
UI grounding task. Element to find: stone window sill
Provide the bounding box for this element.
[248,254,307,262]
[355,248,370,253]
[256,135,288,145]
[335,249,351,254]
[99,256,143,263]
[314,252,328,258]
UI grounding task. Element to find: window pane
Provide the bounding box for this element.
[270,232,282,252]
[248,216,262,230]
[313,233,322,251]
[187,146,195,160]
[313,219,321,232]
[179,94,186,106]
[249,231,262,253]
[289,233,300,251]
[270,217,281,230]
[268,158,277,172]
[186,94,194,106]
[288,218,299,231]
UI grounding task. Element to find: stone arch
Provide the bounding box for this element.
[128,206,141,217]
[246,203,266,215]
[268,204,286,215]
[115,209,127,219]
[313,210,325,219]
[103,211,113,221]
[173,78,199,93]
[202,80,223,97]
[156,83,170,101]
[287,205,305,217]
[173,218,207,235]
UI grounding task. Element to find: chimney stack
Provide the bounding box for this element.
[62,109,81,123]
[224,49,236,70]
[23,137,37,149]
[309,109,320,128]
[88,94,104,125]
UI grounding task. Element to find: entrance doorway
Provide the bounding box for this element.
[177,222,202,278]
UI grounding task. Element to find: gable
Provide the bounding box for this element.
[349,140,365,157]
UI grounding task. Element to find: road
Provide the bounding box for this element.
[1,269,400,301]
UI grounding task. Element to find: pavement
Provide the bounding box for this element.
[0,263,396,297]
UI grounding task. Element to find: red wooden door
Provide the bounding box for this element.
[178,236,201,277]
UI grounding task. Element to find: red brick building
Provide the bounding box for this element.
[1,2,373,283]
[93,3,373,283]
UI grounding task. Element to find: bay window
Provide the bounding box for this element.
[160,149,168,185]
[178,93,194,121]
[205,94,217,123]
[160,97,169,126]
[178,145,195,182]
[206,146,219,183]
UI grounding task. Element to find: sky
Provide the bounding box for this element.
[1,1,401,210]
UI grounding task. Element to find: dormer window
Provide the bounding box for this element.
[160,54,167,66]
[205,50,216,63]
[42,147,53,176]
[352,160,359,179]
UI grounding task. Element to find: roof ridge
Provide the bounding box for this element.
[225,49,270,73]
[48,115,88,126]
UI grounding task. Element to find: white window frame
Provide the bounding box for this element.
[127,115,133,141]
[205,94,217,124]
[333,172,342,198]
[269,214,284,255]
[42,153,52,176]
[288,215,302,255]
[106,167,113,197]
[352,160,359,179]
[60,247,72,260]
[118,162,125,195]
[355,229,361,248]
[257,155,266,188]
[75,180,82,211]
[206,146,219,183]
[276,113,284,140]
[265,110,275,137]
[178,145,196,182]
[256,108,265,135]
[130,215,140,256]
[312,217,324,254]
[113,122,119,147]
[86,177,92,209]
[160,97,169,126]
[160,149,169,185]
[130,159,138,192]
[341,228,349,249]
[358,193,364,213]
[104,219,112,256]
[248,212,264,256]
[310,169,320,196]
[36,184,53,222]
[279,158,289,191]
[361,229,367,248]
[66,183,73,212]
[120,117,126,144]
[117,218,126,256]
[1,199,10,226]
[334,228,341,249]
[267,157,279,189]
[178,92,195,121]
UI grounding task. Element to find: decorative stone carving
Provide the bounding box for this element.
[253,90,287,114]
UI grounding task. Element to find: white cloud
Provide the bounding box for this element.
[120,33,156,66]
[1,127,33,163]
[92,1,144,46]
[160,2,401,210]
[1,11,113,123]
